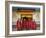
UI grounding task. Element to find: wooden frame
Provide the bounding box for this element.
[5,1,45,37]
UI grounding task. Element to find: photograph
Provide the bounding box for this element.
[5,1,45,37]
[9,3,43,34]
[12,7,40,31]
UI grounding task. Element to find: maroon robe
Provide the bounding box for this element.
[28,20,36,30]
[16,20,22,30]
[22,20,28,30]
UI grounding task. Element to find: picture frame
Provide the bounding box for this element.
[5,1,45,37]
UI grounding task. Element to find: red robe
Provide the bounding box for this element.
[22,20,28,30]
[28,20,36,30]
[16,20,22,30]
[16,20,37,30]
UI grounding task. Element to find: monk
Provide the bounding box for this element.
[16,17,37,31]
[28,18,37,30]
[22,17,28,30]
[16,19,22,31]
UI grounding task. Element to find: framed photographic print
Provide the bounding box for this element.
[5,1,45,37]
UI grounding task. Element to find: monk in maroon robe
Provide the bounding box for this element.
[16,17,37,31]
[28,18,37,30]
[22,17,28,30]
[16,19,22,31]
